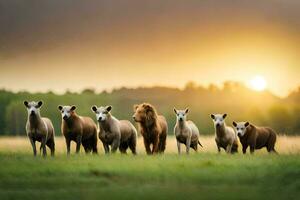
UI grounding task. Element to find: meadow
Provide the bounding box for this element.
[0,136,299,200]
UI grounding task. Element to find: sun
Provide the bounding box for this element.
[248,75,267,91]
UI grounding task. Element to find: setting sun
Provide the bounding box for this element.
[249,76,267,91]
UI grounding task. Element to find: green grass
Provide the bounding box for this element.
[0,153,299,200]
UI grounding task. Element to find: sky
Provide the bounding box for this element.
[0,0,299,97]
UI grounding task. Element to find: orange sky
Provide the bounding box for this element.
[0,0,299,97]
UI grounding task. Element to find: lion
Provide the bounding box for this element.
[132,103,167,154]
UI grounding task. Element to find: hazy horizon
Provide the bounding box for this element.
[1,0,299,97]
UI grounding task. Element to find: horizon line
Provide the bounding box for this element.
[0,80,299,99]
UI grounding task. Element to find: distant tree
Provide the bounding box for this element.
[291,106,300,134]
[208,84,219,92]
[223,81,242,93]
[286,87,300,102]
[81,88,96,94]
[0,83,298,136]
[246,107,267,125]
[184,81,197,91]
[267,105,292,134]
[5,101,26,135]
[0,90,16,134]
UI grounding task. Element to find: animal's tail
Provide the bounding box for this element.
[198,141,203,148]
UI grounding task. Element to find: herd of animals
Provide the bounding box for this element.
[24,101,278,157]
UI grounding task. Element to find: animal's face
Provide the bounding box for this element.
[211,114,227,127]
[132,103,155,123]
[24,101,43,116]
[58,105,76,120]
[132,104,146,122]
[233,122,249,137]
[91,105,112,122]
[174,108,189,122]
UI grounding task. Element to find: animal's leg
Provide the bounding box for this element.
[217,146,221,153]
[158,133,166,153]
[177,140,181,154]
[250,144,255,154]
[111,139,120,153]
[128,135,137,155]
[50,140,55,156]
[75,135,82,154]
[86,147,91,154]
[242,145,248,154]
[143,138,151,155]
[46,139,55,157]
[231,143,238,153]
[83,145,88,153]
[103,143,110,154]
[92,138,98,154]
[29,137,37,156]
[267,135,277,154]
[226,143,233,154]
[267,145,278,154]
[192,143,198,152]
[269,149,278,154]
[65,138,71,155]
[119,142,128,154]
[83,142,91,154]
[185,135,191,154]
[41,136,47,157]
[39,143,43,154]
[215,139,221,153]
[151,136,159,154]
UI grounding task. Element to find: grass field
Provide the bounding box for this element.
[0,136,299,200]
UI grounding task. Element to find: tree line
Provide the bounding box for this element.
[1,81,300,136]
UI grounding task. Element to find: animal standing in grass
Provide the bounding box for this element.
[133,103,167,154]
[91,105,137,154]
[233,121,277,154]
[173,108,203,154]
[58,105,98,154]
[211,114,238,153]
[24,101,55,157]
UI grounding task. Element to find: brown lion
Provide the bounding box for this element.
[133,103,167,154]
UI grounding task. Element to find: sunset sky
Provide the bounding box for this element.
[0,0,299,97]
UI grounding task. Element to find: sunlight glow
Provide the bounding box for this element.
[249,76,267,91]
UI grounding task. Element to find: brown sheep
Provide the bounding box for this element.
[91,105,137,154]
[132,103,167,155]
[24,101,55,157]
[233,121,277,154]
[58,105,98,155]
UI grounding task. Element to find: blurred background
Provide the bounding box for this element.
[0,0,300,135]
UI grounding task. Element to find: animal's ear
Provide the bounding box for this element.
[71,105,76,111]
[210,114,215,119]
[143,104,152,112]
[91,105,97,112]
[37,101,43,108]
[106,105,112,112]
[24,101,29,107]
[223,114,227,119]
[174,108,177,114]
[245,122,250,127]
[233,121,237,127]
[185,108,189,114]
[133,104,139,111]
[144,104,154,116]
[58,105,63,111]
